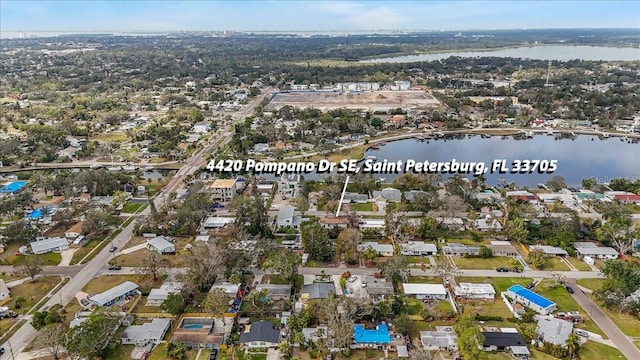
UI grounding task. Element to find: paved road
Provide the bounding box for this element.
[566,279,639,360]
[0,89,275,358]
[296,267,604,279]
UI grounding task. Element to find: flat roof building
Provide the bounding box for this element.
[402,283,447,300]
[88,281,139,307]
[121,318,171,346]
[507,284,557,315]
[30,237,69,254]
[453,283,496,301]
[353,323,391,345]
[420,326,457,351]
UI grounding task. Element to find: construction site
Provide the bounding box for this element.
[265,90,442,112]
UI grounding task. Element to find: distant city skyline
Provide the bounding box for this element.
[1,0,639,34]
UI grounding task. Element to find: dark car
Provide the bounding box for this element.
[496,267,509,272]
[108,264,122,270]
[209,349,218,360]
[526,282,536,289]
[0,347,5,355]
[565,286,575,294]
[109,245,117,252]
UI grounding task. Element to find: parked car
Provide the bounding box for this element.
[565,286,575,294]
[496,267,509,272]
[347,275,358,283]
[209,348,218,360]
[108,264,122,270]
[511,267,523,273]
[109,245,117,252]
[0,347,5,355]
[526,282,536,289]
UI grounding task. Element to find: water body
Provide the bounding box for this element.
[362,45,640,63]
[363,135,640,187]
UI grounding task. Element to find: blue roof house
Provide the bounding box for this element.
[0,181,28,194]
[353,323,391,348]
[507,285,557,315]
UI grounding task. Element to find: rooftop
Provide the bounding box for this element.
[402,283,447,296]
[535,316,574,346]
[300,283,335,299]
[211,179,236,189]
[482,331,526,347]
[353,323,391,344]
[121,318,170,342]
[240,321,280,344]
[508,285,555,309]
[89,281,139,306]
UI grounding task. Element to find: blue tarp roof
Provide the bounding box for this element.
[508,284,555,309]
[353,324,391,344]
[1,181,28,193]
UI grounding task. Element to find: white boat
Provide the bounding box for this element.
[365,155,377,161]
[546,128,554,135]
[525,131,534,138]
[378,177,386,182]
[601,132,610,139]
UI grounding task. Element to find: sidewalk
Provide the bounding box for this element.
[118,243,147,255]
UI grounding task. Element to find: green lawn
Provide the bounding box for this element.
[589,295,640,337]
[407,276,443,284]
[82,275,166,295]
[534,280,581,312]
[351,202,376,211]
[405,298,424,315]
[567,257,593,271]
[455,276,533,293]
[543,257,571,271]
[576,278,604,292]
[635,340,640,350]
[2,252,61,266]
[487,353,513,360]
[530,349,561,360]
[101,344,135,360]
[453,256,515,269]
[123,202,143,213]
[577,340,626,360]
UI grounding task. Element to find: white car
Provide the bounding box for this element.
[347,275,358,283]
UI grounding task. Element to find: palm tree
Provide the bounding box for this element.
[565,333,580,359]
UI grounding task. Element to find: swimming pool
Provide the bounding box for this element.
[183,324,204,329]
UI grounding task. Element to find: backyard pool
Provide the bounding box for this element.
[183,324,204,329]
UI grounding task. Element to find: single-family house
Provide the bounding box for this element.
[171,316,232,349]
[358,242,394,257]
[442,243,479,257]
[30,237,69,254]
[343,192,369,203]
[209,282,241,297]
[403,190,427,203]
[320,216,350,229]
[191,121,212,133]
[529,245,568,257]
[0,279,10,304]
[300,283,335,301]
[535,316,573,346]
[420,326,458,351]
[359,219,386,233]
[276,206,302,229]
[88,281,140,307]
[280,174,300,199]
[364,278,395,302]
[372,188,402,202]
[400,241,437,256]
[146,288,171,307]
[239,321,281,348]
[481,330,528,355]
[453,283,496,301]
[121,318,171,346]
[573,242,618,260]
[475,218,503,231]
[202,216,235,229]
[490,240,519,257]
[437,217,466,231]
[353,323,391,348]
[302,326,328,346]
[505,190,537,201]
[211,179,238,201]
[507,284,557,315]
[402,283,447,300]
[256,284,292,300]
[147,236,176,254]
[614,194,640,204]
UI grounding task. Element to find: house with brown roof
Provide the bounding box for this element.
[65,222,84,239]
[320,217,350,229]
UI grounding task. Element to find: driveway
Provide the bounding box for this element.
[58,248,77,266]
[566,279,640,360]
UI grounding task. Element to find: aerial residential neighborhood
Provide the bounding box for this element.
[1,3,640,360]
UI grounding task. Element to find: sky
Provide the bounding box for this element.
[1,0,639,33]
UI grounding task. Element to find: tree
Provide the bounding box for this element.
[335,228,362,264]
[478,245,493,258]
[18,255,45,282]
[244,288,271,317]
[262,249,301,284]
[416,217,438,241]
[546,175,567,192]
[31,304,64,330]
[204,288,232,323]
[517,323,538,342]
[453,313,487,360]
[231,193,269,235]
[161,293,186,316]
[301,221,334,262]
[432,255,460,283]
[83,210,118,239]
[596,217,636,255]
[166,342,189,360]
[527,248,548,270]
[319,296,355,354]
[378,256,409,284]
[137,250,169,281]
[34,323,67,360]
[565,332,580,359]
[393,312,413,335]
[505,217,530,244]
[178,242,226,299]
[64,310,121,359]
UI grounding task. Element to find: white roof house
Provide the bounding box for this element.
[209,282,240,296]
[530,245,568,257]
[203,216,235,229]
[573,242,618,260]
[359,219,386,232]
[88,281,139,307]
[147,236,176,254]
[30,237,69,254]
[146,288,171,306]
[402,283,447,300]
[420,326,458,351]
[400,241,437,256]
[121,318,171,346]
[453,283,496,300]
[276,206,302,229]
[358,242,394,256]
[442,243,479,256]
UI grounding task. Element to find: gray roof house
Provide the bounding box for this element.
[574,242,619,260]
[300,283,335,300]
[30,237,69,254]
[530,245,568,257]
[535,316,574,346]
[239,321,281,348]
[420,326,458,351]
[256,284,292,300]
[276,206,302,229]
[404,190,427,203]
[342,192,370,203]
[475,218,503,231]
[147,236,176,254]
[88,281,140,307]
[358,242,394,256]
[121,318,171,346]
[372,187,402,202]
[364,277,395,302]
[400,241,437,256]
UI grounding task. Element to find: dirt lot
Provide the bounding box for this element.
[266,90,441,111]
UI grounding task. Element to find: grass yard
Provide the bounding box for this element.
[92,132,128,143]
[1,252,61,266]
[70,237,108,265]
[101,344,135,360]
[567,257,593,271]
[123,202,143,213]
[260,274,290,285]
[576,278,604,292]
[405,298,425,315]
[147,344,196,360]
[530,349,563,359]
[122,236,148,250]
[453,256,514,269]
[589,296,640,337]
[407,276,443,284]
[543,257,571,271]
[197,349,212,360]
[115,236,192,267]
[454,276,533,293]
[465,299,514,320]
[351,202,377,212]
[487,353,513,360]
[577,340,626,359]
[534,280,581,312]
[4,276,61,314]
